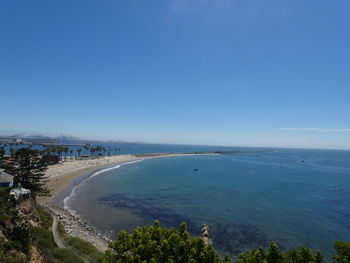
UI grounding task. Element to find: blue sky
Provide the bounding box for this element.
[0,0,350,149]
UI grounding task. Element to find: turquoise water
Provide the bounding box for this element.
[67,149,350,260]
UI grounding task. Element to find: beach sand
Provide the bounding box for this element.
[38,155,140,204]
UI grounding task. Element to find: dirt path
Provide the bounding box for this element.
[52,215,65,248]
[50,212,97,263]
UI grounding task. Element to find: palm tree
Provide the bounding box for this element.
[0,146,5,159]
[90,148,95,157]
[56,146,64,161]
[77,148,82,157]
[9,147,15,157]
[63,146,69,161]
[51,146,57,157]
[45,145,52,156]
[84,144,90,155]
[96,146,102,157]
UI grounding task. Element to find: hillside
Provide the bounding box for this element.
[0,188,103,263]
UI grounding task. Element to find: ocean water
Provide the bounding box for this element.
[66,149,350,260]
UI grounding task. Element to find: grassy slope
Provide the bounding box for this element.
[65,237,104,263]
[52,248,85,263]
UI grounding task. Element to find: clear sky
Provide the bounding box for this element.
[1,0,350,149]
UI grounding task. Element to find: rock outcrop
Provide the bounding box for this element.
[16,198,41,227]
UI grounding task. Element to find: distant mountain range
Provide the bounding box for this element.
[0,131,128,145]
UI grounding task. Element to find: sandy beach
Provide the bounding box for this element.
[38,154,141,204]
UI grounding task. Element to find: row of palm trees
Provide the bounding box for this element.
[45,144,122,160]
[0,143,122,161]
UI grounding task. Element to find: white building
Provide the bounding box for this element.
[0,169,14,188]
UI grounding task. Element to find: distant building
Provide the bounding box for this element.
[0,169,14,188]
[42,155,60,165]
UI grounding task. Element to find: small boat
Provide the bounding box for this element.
[193,168,199,172]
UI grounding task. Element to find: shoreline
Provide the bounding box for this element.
[39,152,217,205]
[43,204,112,251]
[62,159,144,213]
[38,154,142,205]
[38,152,217,251]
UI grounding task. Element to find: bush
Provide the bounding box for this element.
[0,187,10,199]
[31,227,56,254]
[105,220,231,263]
[237,242,323,263]
[57,221,67,238]
[36,205,53,230]
[65,237,104,262]
[333,241,350,263]
[8,217,31,254]
[52,248,85,263]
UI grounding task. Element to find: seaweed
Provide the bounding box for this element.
[96,193,281,256]
[210,222,268,255]
[96,193,199,233]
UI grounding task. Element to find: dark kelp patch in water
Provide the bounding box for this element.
[96,193,281,256]
[96,193,199,233]
[211,223,269,255]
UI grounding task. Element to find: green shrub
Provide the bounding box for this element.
[8,220,30,254]
[237,242,323,263]
[105,220,231,263]
[66,237,104,262]
[52,248,85,263]
[0,187,10,199]
[36,206,53,230]
[31,227,56,254]
[333,241,350,263]
[57,221,67,238]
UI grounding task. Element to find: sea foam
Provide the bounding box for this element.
[63,159,144,215]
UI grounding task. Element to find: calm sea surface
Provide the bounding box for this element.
[66,148,350,260]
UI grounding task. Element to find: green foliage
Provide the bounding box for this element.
[36,205,53,230]
[0,188,102,263]
[57,221,67,238]
[0,146,5,159]
[333,241,350,263]
[52,248,85,263]
[0,191,30,253]
[237,242,323,263]
[105,220,231,263]
[31,227,56,255]
[0,190,30,261]
[5,147,50,196]
[0,244,27,263]
[0,188,13,211]
[66,236,104,262]
[8,220,31,253]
